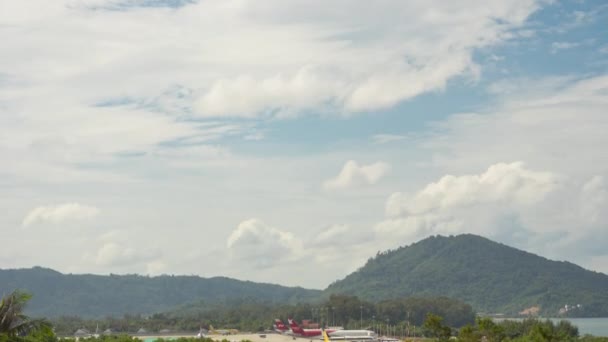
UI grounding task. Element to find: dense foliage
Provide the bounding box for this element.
[418,315,608,341]
[0,267,320,318]
[48,294,474,335]
[456,317,604,342]
[327,234,608,316]
[0,291,54,342]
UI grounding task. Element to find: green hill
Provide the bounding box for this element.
[0,267,321,318]
[326,234,608,317]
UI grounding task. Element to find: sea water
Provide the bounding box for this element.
[494,317,608,337]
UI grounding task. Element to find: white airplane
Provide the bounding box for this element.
[196,327,208,338]
[209,325,239,335]
[325,329,376,340]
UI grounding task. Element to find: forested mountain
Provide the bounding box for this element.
[5,234,608,319]
[326,234,608,317]
[0,267,320,318]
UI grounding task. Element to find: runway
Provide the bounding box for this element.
[209,334,318,342]
[139,333,318,342]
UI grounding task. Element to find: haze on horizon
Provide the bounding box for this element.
[1,0,607,289]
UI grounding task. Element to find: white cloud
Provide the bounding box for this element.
[378,162,559,242]
[146,260,168,275]
[551,41,579,53]
[385,162,558,217]
[243,132,265,141]
[579,176,608,225]
[399,74,608,272]
[95,242,136,266]
[0,0,544,190]
[428,75,608,174]
[312,224,351,247]
[5,0,607,288]
[324,160,390,190]
[1,0,542,121]
[195,67,343,118]
[22,203,100,227]
[226,219,303,269]
[94,242,162,268]
[371,134,406,144]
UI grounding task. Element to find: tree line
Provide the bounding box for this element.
[49,294,475,335]
[422,314,608,342]
[4,290,608,342]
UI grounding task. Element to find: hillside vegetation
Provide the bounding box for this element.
[5,234,608,319]
[326,234,608,316]
[0,267,320,318]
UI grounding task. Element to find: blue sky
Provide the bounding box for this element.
[1,0,607,289]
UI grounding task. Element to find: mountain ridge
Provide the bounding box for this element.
[0,266,321,318]
[326,234,608,316]
[4,234,608,318]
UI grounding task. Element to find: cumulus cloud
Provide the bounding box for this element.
[383,74,608,272]
[385,162,558,217]
[324,160,390,190]
[22,203,100,227]
[195,67,343,118]
[226,219,302,269]
[377,162,560,244]
[1,0,542,122]
[94,242,162,267]
[0,0,544,189]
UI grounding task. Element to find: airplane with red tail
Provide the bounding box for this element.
[288,319,339,337]
[273,319,290,334]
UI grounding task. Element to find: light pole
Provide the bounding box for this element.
[359,305,363,329]
[385,318,389,337]
[406,311,410,337]
[331,306,335,327]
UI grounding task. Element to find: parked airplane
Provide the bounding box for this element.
[209,325,239,335]
[326,329,376,340]
[288,319,340,337]
[273,319,291,334]
[196,327,208,338]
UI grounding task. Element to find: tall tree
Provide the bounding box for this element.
[0,290,51,337]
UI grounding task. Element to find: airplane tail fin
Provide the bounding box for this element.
[274,319,287,330]
[288,318,303,333]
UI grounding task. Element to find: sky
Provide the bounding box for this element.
[1,0,607,289]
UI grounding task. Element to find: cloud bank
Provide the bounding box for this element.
[23,203,100,227]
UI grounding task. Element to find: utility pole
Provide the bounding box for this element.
[332,306,335,326]
[385,318,389,337]
[359,305,363,329]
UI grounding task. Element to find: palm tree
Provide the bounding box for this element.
[0,290,51,337]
